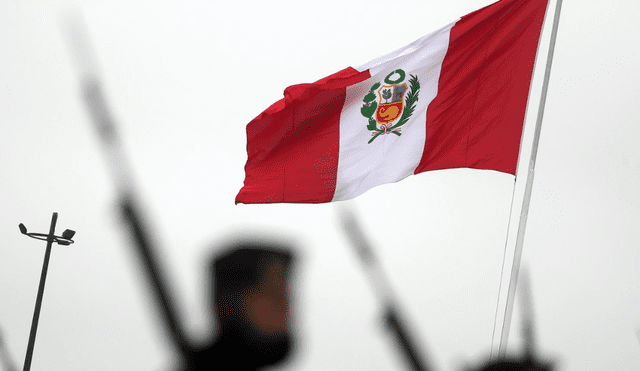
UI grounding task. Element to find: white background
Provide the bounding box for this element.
[1,1,639,370]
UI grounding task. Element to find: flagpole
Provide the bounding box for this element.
[497,0,564,357]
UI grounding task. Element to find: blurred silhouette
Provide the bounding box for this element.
[183,243,295,371]
[122,194,299,371]
[471,358,553,371]
[121,195,298,371]
[120,195,298,371]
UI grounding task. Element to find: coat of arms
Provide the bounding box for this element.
[360,69,420,143]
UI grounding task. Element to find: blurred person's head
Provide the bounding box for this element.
[209,241,295,368]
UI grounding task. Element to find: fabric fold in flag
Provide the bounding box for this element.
[236,0,549,204]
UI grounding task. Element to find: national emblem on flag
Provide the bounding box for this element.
[360,69,420,143]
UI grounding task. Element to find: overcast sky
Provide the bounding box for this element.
[1,1,639,370]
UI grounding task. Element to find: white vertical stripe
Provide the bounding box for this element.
[333,22,456,201]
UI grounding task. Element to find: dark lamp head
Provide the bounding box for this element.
[62,229,76,240]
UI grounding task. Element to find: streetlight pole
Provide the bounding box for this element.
[23,212,57,371]
[18,212,75,371]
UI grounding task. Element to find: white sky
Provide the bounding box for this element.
[1,0,639,370]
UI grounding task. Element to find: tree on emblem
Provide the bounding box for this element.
[382,89,392,104]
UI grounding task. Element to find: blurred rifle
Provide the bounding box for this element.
[339,208,433,371]
[62,14,192,361]
[339,208,556,371]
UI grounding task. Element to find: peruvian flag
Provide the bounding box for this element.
[236,0,549,204]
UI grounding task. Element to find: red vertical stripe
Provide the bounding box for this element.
[236,67,370,204]
[416,0,548,176]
